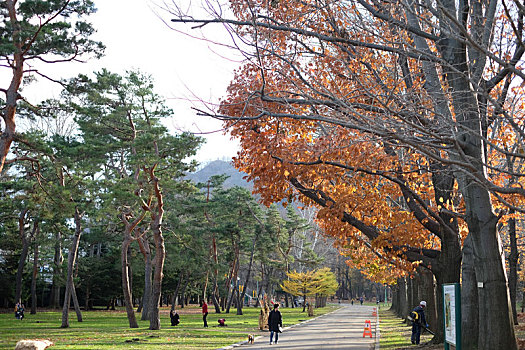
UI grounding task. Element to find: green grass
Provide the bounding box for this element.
[379,308,432,350]
[0,305,338,349]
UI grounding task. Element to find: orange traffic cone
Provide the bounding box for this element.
[363,319,373,338]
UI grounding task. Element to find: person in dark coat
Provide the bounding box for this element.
[170,309,180,326]
[268,303,283,345]
[411,300,428,345]
[15,303,24,320]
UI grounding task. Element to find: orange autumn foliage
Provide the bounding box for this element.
[214,0,524,282]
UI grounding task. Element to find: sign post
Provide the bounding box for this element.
[443,283,461,350]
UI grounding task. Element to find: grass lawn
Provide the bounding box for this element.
[379,308,433,350]
[0,305,338,349]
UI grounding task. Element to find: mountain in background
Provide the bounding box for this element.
[186,159,252,189]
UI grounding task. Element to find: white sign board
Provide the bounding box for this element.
[443,284,456,345]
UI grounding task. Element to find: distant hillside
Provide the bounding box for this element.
[186,160,252,189]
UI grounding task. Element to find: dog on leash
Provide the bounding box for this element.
[248,334,254,344]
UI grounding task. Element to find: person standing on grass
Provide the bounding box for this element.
[170,309,180,326]
[202,300,208,328]
[268,303,282,345]
[410,300,428,345]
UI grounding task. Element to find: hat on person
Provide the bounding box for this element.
[420,301,427,307]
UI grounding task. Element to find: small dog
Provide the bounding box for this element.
[248,334,254,344]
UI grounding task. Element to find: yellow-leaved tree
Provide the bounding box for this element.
[281,268,338,315]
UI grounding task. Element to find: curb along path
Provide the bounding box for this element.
[220,305,378,350]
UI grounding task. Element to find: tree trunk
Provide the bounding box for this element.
[0,2,23,173]
[432,213,462,343]
[179,279,190,308]
[51,230,63,309]
[391,284,398,313]
[461,234,479,350]
[122,236,138,328]
[407,276,414,317]
[70,280,82,322]
[226,255,239,314]
[149,173,166,330]
[138,234,152,321]
[444,31,517,348]
[31,238,39,315]
[61,208,83,328]
[418,268,436,332]
[170,271,184,311]
[84,285,91,311]
[465,194,516,349]
[15,209,29,304]
[398,277,408,319]
[60,208,82,328]
[211,294,221,314]
[238,228,260,315]
[508,210,519,325]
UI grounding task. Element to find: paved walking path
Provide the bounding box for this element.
[234,305,377,350]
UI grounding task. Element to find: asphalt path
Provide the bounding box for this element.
[238,305,377,350]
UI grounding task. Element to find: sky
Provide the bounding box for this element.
[9,0,242,164]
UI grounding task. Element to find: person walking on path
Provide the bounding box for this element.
[359,296,363,305]
[410,300,428,345]
[202,301,208,328]
[268,303,283,345]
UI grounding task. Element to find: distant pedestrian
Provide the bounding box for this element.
[170,309,180,326]
[410,301,428,345]
[202,301,208,328]
[359,297,363,305]
[268,303,283,345]
[14,303,24,320]
[351,299,354,306]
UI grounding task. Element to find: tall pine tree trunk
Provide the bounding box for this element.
[138,234,152,321]
[149,168,166,330]
[51,230,63,309]
[122,236,138,328]
[170,271,184,311]
[15,209,29,304]
[61,208,83,328]
[119,208,147,328]
[31,236,39,315]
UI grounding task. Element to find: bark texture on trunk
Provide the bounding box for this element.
[398,277,408,319]
[138,234,152,321]
[508,211,518,325]
[122,236,138,328]
[61,208,83,328]
[148,168,166,330]
[51,231,63,309]
[71,280,82,322]
[119,206,148,328]
[149,221,165,330]
[31,238,39,315]
[461,234,479,350]
[170,271,184,311]
[15,209,29,304]
[418,268,436,332]
[0,2,24,173]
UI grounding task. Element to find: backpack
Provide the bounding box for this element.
[408,310,420,323]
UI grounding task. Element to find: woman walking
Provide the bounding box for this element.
[268,303,282,345]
